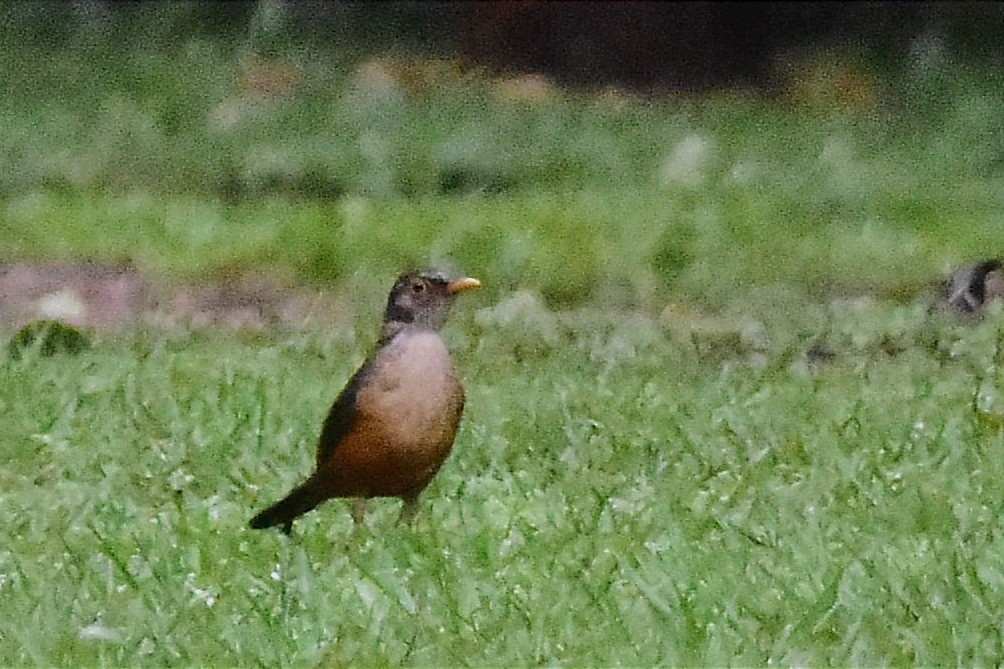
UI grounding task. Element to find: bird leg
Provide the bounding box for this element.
[351,498,367,524]
[398,495,420,525]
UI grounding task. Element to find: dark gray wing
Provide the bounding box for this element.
[315,356,377,467]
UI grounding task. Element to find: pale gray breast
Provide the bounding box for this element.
[356,329,464,451]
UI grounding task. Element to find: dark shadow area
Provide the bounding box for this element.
[7,2,1004,90]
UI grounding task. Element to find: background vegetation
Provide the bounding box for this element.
[3,3,1004,666]
[3,3,1004,308]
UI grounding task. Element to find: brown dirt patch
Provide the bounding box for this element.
[0,261,347,334]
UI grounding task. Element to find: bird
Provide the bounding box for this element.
[942,259,1004,315]
[249,269,481,534]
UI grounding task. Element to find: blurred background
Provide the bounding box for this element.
[12,2,1004,91]
[2,1,1004,333]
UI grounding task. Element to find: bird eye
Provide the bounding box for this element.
[411,281,426,293]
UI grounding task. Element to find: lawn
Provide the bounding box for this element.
[4,306,1004,665]
[3,20,1004,667]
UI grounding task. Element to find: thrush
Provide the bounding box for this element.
[249,269,481,533]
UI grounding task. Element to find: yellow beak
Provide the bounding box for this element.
[447,277,481,294]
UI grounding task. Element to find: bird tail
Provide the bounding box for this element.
[248,477,328,533]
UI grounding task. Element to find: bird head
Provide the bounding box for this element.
[383,269,481,332]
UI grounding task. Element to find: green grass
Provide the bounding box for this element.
[2,31,1004,309]
[0,181,997,314]
[3,306,1004,665]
